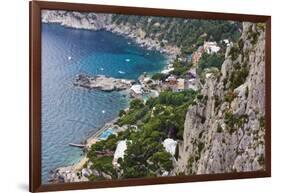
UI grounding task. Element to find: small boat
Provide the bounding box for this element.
[100,67,104,71]
[68,56,72,60]
[102,110,106,114]
[127,42,131,45]
[125,58,130,62]
[118,70,125,74]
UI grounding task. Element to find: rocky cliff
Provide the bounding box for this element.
[41,10,112,30]
[176,22,266,174]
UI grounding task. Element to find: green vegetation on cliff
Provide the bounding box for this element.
[112,15,242,53]
[86,90,197,180]
[197,53,225,74]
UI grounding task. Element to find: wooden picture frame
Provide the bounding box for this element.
[30,1,271,192]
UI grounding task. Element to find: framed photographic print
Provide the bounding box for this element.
[30,1,271,192]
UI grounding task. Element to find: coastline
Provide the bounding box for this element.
[39,12,266,183]
[42,11,181,183]
[49,117,122,183]
[41,10,181,60]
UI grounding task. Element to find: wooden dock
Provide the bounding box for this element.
[68,143,86,148]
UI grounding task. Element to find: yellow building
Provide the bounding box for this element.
[177,78,186,91]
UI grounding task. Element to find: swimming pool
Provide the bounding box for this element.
[99,129,114,140]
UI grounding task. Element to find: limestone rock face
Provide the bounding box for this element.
[176,22,266,175]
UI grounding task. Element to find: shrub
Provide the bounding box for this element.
[130,99,144,109]
[150,151,173,171]
[88,175,106,182]
[214,95,220,109]
[224,91,236,103]
[197,94,204,100]
[236,114,248,128]
[256,23,266,31]
[119,109,126,117]
[197,53,224,75]
[238,39,244,50]
[229,45,240,60]
[198,142,205,154]
[217,125,223,133]
[151,73,168,81]
[259,116,265,128]
[229,66,249,90]
[249,31,259,45]
[225,111,235,128]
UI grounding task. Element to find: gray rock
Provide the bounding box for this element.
[175,22,266,175]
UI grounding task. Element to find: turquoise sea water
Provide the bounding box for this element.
[41,23,167,183]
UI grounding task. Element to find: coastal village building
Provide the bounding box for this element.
[165,75,177,84]
[162,138,178,156]
[203,41,221,54]
[177,78,186,92]
[164,75,177,92]
[165,75,189,92]
[192,41,221,65]
[130,84,143,96]
[112,140,130,168]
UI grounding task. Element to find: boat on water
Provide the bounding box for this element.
[118,70,125,74]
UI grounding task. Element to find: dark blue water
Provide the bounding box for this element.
[41,23,167,183]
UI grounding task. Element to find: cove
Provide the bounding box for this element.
[41,23,167,183]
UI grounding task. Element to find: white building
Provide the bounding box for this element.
[162,138,177,156]
[112,140,129,167]
[203,41,220,54]
[130,84,143,95]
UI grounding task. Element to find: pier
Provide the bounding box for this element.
[68,143,86,148]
